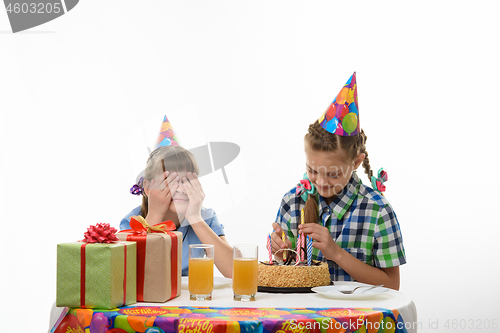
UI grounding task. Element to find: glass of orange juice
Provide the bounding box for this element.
[232,244,258,301]
[188,244,214,301]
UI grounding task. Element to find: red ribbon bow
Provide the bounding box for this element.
[83,223,119,243]
[379,170,388,182]
[371,168,388,193]
[299,179,312,190]
[376,170,388,192]
[128,216,176,235]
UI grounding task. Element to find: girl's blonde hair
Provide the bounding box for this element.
[303,121,372,223]
[140,145,200,217]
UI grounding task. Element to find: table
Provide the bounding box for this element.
[49,279,417,333]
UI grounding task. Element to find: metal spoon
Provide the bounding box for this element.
[339,284,384,294]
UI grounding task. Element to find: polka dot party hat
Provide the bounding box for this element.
[318,72,360,136]
[155,115,180,148]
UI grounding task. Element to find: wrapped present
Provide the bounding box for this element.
[117,216,182,302]
[56,223,137,309]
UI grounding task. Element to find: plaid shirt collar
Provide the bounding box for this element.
[317,172,361,220]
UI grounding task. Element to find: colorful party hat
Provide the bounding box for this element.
[130,115,180,195]
[318,72,360,136]
[155,115,180,148]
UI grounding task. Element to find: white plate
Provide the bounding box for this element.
[181,276,232,290]
[312,282,390,300]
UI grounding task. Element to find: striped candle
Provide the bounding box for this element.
[282,231,287,261]
[307,235,312,266]
[295,235,301,263]
[267,234,273,265]
[300,209,305,262]
[301,233,305,261]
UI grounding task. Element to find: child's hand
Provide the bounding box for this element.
[299,223,339,261]
[182,172,205,224]
[271,223,293,261]
[145,171,179,221]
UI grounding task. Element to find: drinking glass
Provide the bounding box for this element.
[188,244,214,301]
[232,244,258,301]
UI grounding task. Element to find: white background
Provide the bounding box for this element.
[1,1,499,332]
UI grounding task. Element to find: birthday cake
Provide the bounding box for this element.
[258,260,331,288]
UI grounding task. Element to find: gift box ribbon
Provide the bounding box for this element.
[121,217,178,302]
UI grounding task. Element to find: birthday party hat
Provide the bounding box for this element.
[130,115,180,195]
[155,115,180,148]
[318,72,360,136]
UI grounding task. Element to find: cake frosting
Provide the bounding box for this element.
[258,260,331,288]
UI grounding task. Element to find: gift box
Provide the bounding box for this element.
[57,223,136,309]
[117,216,182,302]
[56,240,137,309]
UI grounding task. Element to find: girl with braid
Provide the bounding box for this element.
[271,73,406,290]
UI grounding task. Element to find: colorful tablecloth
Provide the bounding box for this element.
[52,305,409,333]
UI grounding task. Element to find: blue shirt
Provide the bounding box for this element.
[120,206,225,276]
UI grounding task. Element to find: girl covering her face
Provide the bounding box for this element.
[121,145,233,278]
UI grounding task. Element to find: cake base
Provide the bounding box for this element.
[257,285,317,293]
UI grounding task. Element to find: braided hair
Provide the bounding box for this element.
[303,121,373,224]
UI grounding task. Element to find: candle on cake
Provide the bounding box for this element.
[295,236,301,263]
[300,209,305,262]
[307,235,312,266]
[296,209,305,263]
[267,233,273,264]
[282,231,287,262]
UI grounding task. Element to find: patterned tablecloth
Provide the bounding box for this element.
[49,280,417,333]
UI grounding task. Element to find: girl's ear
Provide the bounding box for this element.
[353,153,365,170]
[143,179,151,196]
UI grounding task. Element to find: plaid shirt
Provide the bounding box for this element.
[275,172,406,281]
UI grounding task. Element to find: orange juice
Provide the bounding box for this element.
[232,258,258,295]
[189,258,214,295]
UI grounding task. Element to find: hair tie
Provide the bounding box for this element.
[130,177,144,196]
[296,173,317,201]
[371,168,388,193]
